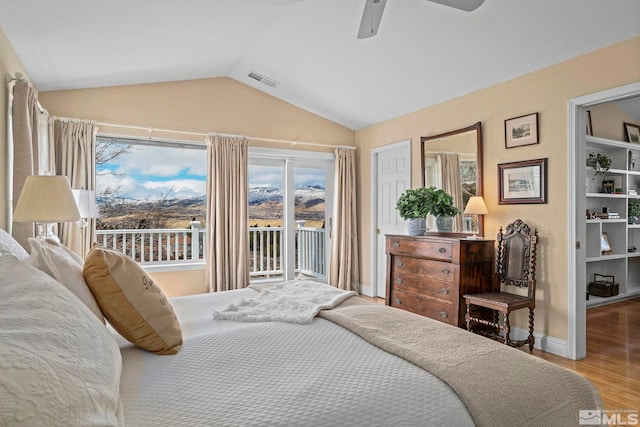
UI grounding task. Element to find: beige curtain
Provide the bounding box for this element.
[205,134,249,292]
[438,153,463,232]
[50,119,97,257]
[329,147,360,292]
[10,80,40,248]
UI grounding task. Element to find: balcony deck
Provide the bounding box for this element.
[95,223,326,280]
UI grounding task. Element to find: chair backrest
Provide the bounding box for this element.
[496,219,538,298]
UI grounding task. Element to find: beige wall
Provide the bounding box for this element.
[149,268,206,297]
[355,36,640,341]
[588,102,639,141]
[0,27,34,230]
[38,77,354,148]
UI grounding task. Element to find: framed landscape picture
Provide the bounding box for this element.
[505,112,539,149]
[498,158,548,204]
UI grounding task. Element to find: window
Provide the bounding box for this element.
[94,138,335,279]
[95,136,207,264]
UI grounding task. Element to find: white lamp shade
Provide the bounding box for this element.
[464,196,489,215]
[13,175,81,223]
[72,189,100,219]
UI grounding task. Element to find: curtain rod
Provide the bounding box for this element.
[5,72,27,83]
[90,120,355,150]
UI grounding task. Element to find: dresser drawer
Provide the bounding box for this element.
[387,238,454,262]
[389,272,457,303]
[391,256,457,283]
[389,289,456,326]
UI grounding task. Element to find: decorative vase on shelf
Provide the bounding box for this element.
[435,215,454,232]
[406,218,427,236]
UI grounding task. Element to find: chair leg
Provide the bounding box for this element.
[465,302,472,331]
[503,312,510,346]
[528,308,535,351]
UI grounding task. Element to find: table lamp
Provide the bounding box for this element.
[72,189,100,256]
[464,196,488,239]
[13,175,81,243]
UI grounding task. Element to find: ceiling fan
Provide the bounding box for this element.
[357,0,485,39]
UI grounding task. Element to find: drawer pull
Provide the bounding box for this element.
[441,268,450,275]
[395,278,403,285]
[396,260,404,267]
[393,242,400,248]
[440,288,449,295]
[395,298,402,305]
[439,311,448,318]
[438,247,447,254]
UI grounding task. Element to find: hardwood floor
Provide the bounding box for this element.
[361,295,639,410]
[527,298,640,410]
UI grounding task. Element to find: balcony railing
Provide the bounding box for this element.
[95,222,326,279]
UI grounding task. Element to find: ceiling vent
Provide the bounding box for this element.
[248,70,279,88]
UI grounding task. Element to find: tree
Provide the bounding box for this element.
[96,140,135,168]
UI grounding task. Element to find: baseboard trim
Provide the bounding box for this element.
[359,283,374,297]
[511,326,569,358]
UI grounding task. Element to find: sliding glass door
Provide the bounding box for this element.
[248,148,333,282]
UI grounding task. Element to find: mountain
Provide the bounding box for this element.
[97,186,326,229]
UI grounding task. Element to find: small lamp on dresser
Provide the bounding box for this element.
[464,196,488,239]
[13,175,81,243]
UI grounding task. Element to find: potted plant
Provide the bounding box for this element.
[424,187,462,232]
[396,187,462,234]
[396,187,431,235]
[629,199,640,224]
[586,152,611,179]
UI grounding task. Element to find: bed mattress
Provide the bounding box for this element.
[116,289,475,426]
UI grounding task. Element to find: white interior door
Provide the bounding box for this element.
[374,140,411,298]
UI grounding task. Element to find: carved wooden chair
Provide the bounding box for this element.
[463,219,538,351]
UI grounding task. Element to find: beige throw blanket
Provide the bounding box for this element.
[319,297,602,427]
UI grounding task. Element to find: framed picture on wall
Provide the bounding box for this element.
[505,112,539,148]
[498,158,548,204]
[624,122,640,143]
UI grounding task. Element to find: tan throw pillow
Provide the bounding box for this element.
[83,246,183,355]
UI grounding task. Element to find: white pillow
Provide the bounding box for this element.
[27,238,104,322]
[0,255,123,426]
[0,228,28,260]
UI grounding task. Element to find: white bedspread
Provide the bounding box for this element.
[116,289,475,427]
[212,280,357,324]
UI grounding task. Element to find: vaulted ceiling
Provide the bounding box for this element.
[1,0,639,130]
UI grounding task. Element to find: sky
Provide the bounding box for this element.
[97,142,326,201]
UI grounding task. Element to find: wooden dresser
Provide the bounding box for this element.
[385,234,495,327]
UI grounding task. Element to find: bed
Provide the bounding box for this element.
[0,230,602,426]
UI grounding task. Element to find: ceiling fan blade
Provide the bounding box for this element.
[427,0,484,12]
[357,0,387,39]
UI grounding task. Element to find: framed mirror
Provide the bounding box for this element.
[420,122,484,236]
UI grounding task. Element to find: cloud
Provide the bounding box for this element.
[112,145,207,178]
[97,142,326,200]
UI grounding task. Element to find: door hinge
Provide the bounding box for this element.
[576,241,581,249]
